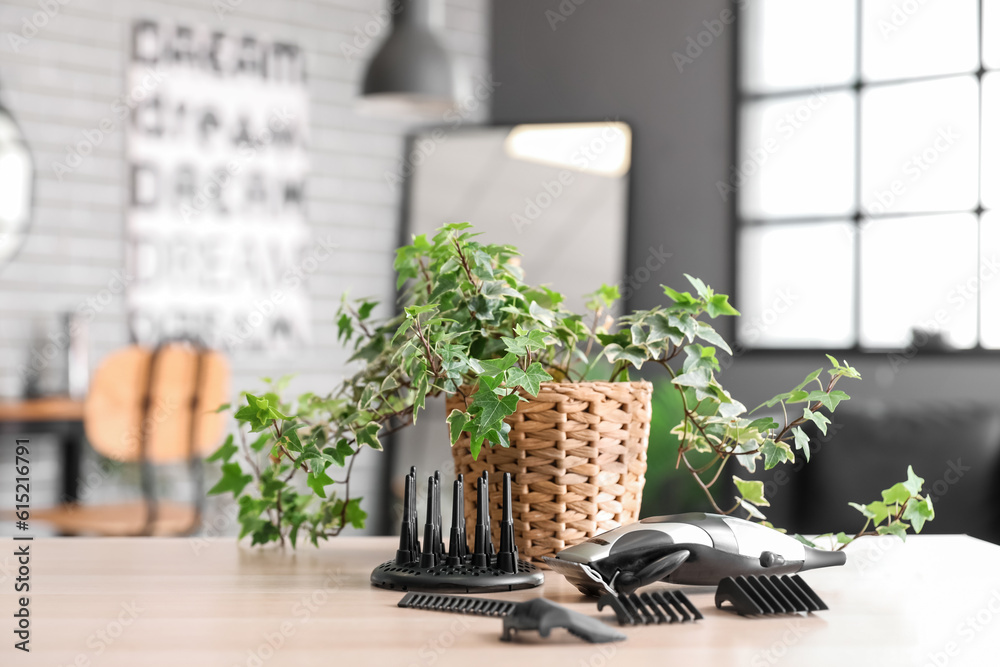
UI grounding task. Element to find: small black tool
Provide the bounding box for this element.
[715,574,829,616]
[495,473,517,573]
[447,475,468,566]
[398,592,518,617]
[434,470,446,555]
[409,467,420,557]
[472,475,491,568]
[396,469,416,566]
[501,599,626,644]
[420,475,440,568]
[397,593,626,644]
[481,471,495,556]
[597,591,703,625]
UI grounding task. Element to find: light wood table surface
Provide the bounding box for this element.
[4,535,999,666]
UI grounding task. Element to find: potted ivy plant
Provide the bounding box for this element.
[208,222,935,557]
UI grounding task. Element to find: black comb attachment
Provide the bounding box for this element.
[399,592,518,617]
[597,590,703,625]
[399,594,625,644]
[715,574,829,616]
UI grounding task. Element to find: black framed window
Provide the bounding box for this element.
[734,0,999,351]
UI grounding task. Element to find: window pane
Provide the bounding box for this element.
[982,212,1000,348]
[859,214,978,349]
[984,74,1000,210]
[861,0,978,82]
[861,77,979,216]
[985,0,1000,70]
[739,91,855,219]
[738,222,855,348]
[741,0,856,93]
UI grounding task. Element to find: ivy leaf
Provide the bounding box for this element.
[706,293,740,318]
[603,343,648,369]
[447,409,469,446]
[684,274,711,300]
[694,323,732,355]
[902,497,935,533]
[748,417,779,433]
[902,465,925,496]
[528,301,556,327]
[733,476,770,507]
[876,522,909,541]
[506,362,552,396]
[671,368,712,390]
[662,285,699,307]
[761,438,794,470]
[306,468,335,499]
[208,463,253,497]
[881,482,910,507]
[470,388,520,432]
[739,498,767,520]
[354,422,382,450]
[802,407,830,436]
[336,313,353,342]
[469,353,517,377]
[327,439,354,467]
[792,426,811,462]
[733,439,758,474]
[206,434,237,463]
[646,313,683,345]
[345,498,368,529]
[805,390,850,411]
[794,534,817,548]
[854,500,890,525]
[792,369,824,393]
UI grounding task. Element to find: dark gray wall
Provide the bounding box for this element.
[490,0,1000,411]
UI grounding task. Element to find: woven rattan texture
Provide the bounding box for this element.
[448,381,652,562]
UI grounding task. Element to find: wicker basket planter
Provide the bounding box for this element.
[447,381,652,563]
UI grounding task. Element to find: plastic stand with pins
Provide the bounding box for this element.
[370,468,544,593]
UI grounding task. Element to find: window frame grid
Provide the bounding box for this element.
[733,0,993,353]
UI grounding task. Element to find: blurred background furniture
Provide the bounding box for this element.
[729,403,1000,545]
[30,342,229,536]
[0,397,85,503]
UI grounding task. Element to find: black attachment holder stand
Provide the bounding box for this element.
[371,468,544,593]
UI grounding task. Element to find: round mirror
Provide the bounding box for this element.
[0,103,33,269]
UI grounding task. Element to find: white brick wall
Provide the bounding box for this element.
[0,0,491,531]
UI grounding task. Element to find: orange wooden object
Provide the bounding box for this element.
[84,344,229,463]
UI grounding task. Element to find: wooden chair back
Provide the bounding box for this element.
[84,343,229,463]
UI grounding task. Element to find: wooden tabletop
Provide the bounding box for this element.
[0,397,85,423]
[5,535,999,666]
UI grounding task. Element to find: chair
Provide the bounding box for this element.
[31,341,229,536]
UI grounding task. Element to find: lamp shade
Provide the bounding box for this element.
[0,96,33,269]
[359,0,456,119]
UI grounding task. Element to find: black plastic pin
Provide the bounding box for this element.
[396,470,415,565]
[496,472,517,573]
[410,466,420,556]
[447,475,467,566]
[481,471,495,556]
[472,475,490,567]
[420,475,439,568]
[434,471,445,555]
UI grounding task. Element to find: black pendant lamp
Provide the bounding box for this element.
[359,0,456,119]
[0,79,33,269]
